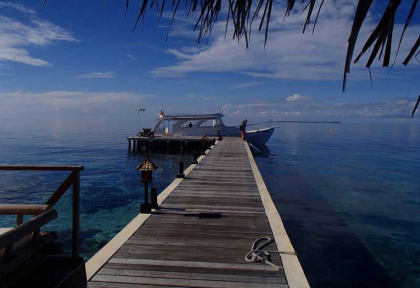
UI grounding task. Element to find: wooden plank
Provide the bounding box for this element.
[104,263,282,277]
[0,165,84,171]
[158,204,265,212]
[91,274,285,288]
[139,224,270,234]
[114,250,281,266]
[88,138,289,287]
[108,258,279,272]
[0,204,50,215]
[98,268,286,284]
[88,282,182,288]
[0,209,57,249]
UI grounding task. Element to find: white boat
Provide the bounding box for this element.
[151,113,277,146]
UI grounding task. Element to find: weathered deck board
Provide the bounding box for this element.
[88,138,298,288]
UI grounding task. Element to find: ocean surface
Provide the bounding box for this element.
[0,121,419,287]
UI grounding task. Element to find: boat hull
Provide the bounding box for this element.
[246,127,275,146]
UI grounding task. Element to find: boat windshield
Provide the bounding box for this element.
[153,113,225,135]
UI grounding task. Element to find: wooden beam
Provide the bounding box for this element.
[0,204,50,216]
[46,172,75,206]
[0,209,58,249]
[0,165,84,171]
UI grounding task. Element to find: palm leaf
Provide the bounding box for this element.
[403,36,420,65]
[353,0,401,68]
[391,0,417,68]
[412,94,420,118]
[342,0,373,91]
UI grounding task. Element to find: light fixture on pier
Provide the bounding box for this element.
[136,155,158,213]
[136,156,158,183]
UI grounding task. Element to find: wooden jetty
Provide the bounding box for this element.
[127,136,216,153]
[87,138,309,288]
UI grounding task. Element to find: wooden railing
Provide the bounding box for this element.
[0,165,84,258]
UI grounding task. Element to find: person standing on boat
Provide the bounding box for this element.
[239,120,247,141]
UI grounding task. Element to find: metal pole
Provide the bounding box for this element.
[72,170,80,258]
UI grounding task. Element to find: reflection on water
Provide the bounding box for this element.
[255,122,419,288]
[1,121,419,288]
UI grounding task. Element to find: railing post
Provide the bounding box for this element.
[72,170,80,258]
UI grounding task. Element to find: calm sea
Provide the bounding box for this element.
[0,121,419,287]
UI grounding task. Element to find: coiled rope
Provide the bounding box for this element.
[245,237,296,271]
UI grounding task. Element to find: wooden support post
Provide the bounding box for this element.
[140,182,151,213]
[15,214,23,227]
[128,139,132,152]
[192,151,198,164]
[176,162,185,178]
[151,187,158,209]
[72,170,80,258]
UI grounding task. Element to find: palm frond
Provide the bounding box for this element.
[312,0,325,34]
[391,0,417,68]
[353,0,401,68]
[285,0,296,18]
[302,0,316,33]
[412,94,420,118]
[133,0,150,31]
[125,0,130,18]
[403,36,420,65]
[194,0,223,44]
[342,0,373,91]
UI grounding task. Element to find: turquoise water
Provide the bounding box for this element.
[0,121,419,287]
[0,126,193,258]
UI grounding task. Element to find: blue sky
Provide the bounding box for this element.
[0,0,419,130]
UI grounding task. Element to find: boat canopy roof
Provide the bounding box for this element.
[160,113,224,121]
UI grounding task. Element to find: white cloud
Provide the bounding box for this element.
[0,3,36,14]
[150,1,420,81]
[220,99,416,120]
[0,90,146,111]
[286,94,311,102]
[232,82,263,89]
[0,7,77,66]
[79,72,116,79]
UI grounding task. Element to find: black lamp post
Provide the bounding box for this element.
[136,155,158,214]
